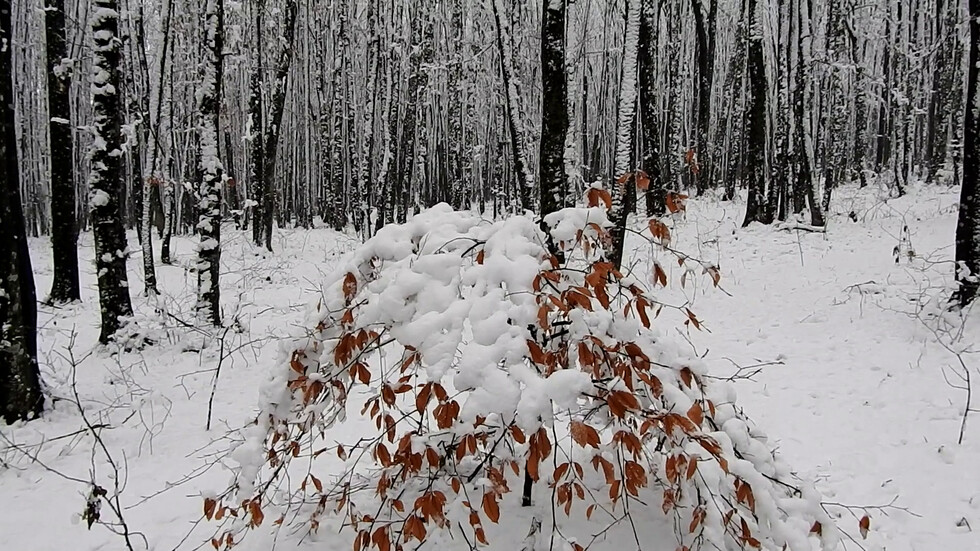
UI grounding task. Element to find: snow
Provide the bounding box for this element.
[2,184,980,550]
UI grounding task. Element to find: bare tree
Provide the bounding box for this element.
[609,0,641,270]
[196,0,225,326]
[954,0,980,307]
[89,0,134,344]
[0,0,42,422]
[539,0,568,222]
[44,0,79,304]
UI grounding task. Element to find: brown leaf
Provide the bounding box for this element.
[342,272,358,304]
[648,219,671,246]
[607,390,640,418]
[687,402,704,426]
[686,457,699,480]
[636,170,650,191]
[653,262,667,287]
[204,497,217,520]
[705,265,721,286]
[482,492,500,523]
[859,515,870,539]
[587,187,613,210]
[416,383,432,413]
[570,421,601,449]
[249,498,264,527]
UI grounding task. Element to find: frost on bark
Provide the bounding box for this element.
[609,0,641,270]
[954,0,980,307]
[491,0,533,212]
[394,3,430,224]
[260,0,298,251]
[821,0,848,212]
[130,6,156,296]
[44,0,80,304]
[539,0,568,221]
[196,0,225,326]
[0,0,42,422]
[691,0,715,192]
[249,0,265,246]
[792,0,823,226]
[89,0,134,344]
[741,0,771,227]
[639,0,663,216]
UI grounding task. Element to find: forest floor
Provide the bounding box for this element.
[2,182,979,551]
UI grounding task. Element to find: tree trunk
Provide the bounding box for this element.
[0,0,42,422]
[609,0,641,270]
[491,0,533,212]
[539,0,568,224]
[249,0,266,245]
[196,0,225,326]
[90,0,135,344]
[44,0,79,304]
[741,0,770,226]
[260,0,298,251]
[639,0,663,216]
[954,0,980,306]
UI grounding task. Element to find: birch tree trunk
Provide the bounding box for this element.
[609,0,640,270]
[491,0,533,212]
[196,0,225,326]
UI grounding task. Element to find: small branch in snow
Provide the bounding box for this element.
[774,222,826,233]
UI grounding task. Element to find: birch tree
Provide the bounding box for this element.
[196,0,225,326]
[609,0,640,270]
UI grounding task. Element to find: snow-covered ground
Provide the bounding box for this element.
[2,183,979,551]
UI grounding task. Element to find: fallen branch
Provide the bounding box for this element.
[774,222,826,233]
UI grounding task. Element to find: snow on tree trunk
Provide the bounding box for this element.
[0,0,42,422]
[741,0,771,227]
[260,0,298,251]
[249,0,265,246]
[491,0,533,213]
[954,0,980,306]
[539,0,568,222]
[639,0,663,217]
[608,0,641,270]
[196,0,224,327]
[44,0,80,304]
[357,0,377,239]
[89,0,134,344]
[129,5,156,296]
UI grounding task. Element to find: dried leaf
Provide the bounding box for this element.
[570,421,601,449]
[342,272,358,304]
[482,492,500,523]
[859,515,870,539]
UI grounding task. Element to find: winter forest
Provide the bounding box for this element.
[3,0,980,549]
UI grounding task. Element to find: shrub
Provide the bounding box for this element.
[207,201,836,551]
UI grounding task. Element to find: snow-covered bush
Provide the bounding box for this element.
[207,196,836,551]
